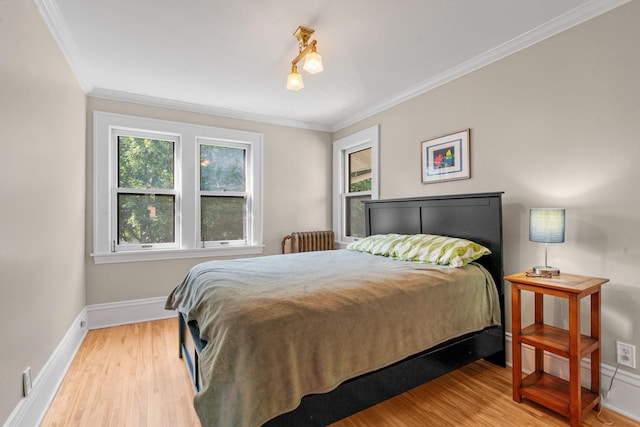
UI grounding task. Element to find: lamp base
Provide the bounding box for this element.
[532,265,560,276]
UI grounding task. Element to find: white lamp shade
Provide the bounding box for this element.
[303,51,323,74]
[286,69,304,90]
[529,208,565,243]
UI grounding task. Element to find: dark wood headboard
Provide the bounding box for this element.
[364,192,504,295]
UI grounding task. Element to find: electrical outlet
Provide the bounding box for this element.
[22,367,32,397]
[616,341,637,369]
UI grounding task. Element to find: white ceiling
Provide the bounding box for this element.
[37,0,627,131]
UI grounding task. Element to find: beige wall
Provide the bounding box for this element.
[0,0,87,422]
[334,1,640,372]
[85,98,332,304]
[2,2,638,423]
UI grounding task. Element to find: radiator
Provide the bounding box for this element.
[282,230,335,254]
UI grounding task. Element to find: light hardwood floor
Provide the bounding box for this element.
[42,319,638,427]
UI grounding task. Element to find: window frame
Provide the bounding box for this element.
[197,138,251,248]
[112,129,181,252]
[332,125,380,244]
[93,112,263,264]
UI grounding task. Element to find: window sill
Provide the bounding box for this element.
[91,245,265,264]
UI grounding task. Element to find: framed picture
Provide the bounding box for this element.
[421,129,470,184]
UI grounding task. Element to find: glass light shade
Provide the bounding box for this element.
[286,68,304,91]
[303,51,323,74]
[529,208,565,243]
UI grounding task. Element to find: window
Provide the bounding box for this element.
[93,112,263,264]
[115,132,179,251]
[198,141,248,246]
[333,125,379,244]
[345,147,372,238]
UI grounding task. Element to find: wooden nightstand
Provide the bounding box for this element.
[505,272,609,427]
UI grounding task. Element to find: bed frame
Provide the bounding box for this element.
[178,191,505,426]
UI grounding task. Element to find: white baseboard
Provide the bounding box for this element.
[506,332,640,422]
[3,308,88,427]
[4,297,176,427]
[86,296,177,329]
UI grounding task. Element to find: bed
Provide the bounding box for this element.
[166,192,505,427]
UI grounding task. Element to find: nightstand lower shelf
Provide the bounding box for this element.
[520,371,600,418]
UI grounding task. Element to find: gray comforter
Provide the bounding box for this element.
[165,249,501,427]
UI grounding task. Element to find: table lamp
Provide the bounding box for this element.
[529,208,565,276]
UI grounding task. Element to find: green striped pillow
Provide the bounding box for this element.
[347,233,490,267]
[392,234,490,267]
[346,233,407,256]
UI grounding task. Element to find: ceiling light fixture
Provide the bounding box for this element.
[286,26,323,91]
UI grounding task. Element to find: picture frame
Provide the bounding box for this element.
[421,129,470,184]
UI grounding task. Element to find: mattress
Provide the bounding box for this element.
[165,249,501,427]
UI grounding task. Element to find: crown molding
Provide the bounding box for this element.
[89,88,332,132]
[35,0,629,134]
[33,0,331,132]
[331,0,631,132]
[34,0,93,93]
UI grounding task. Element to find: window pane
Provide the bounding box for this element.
[349,148,372,192]
[346,195,370,238]
[118,194,175,245]
[200,145,246,192]
[201,196,245,241]
[118,136,174,189]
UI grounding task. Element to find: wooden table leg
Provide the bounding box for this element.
[591,291,601,409]
[568,294,581,427]
[511,283,522,402]
[534,292,544,373]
